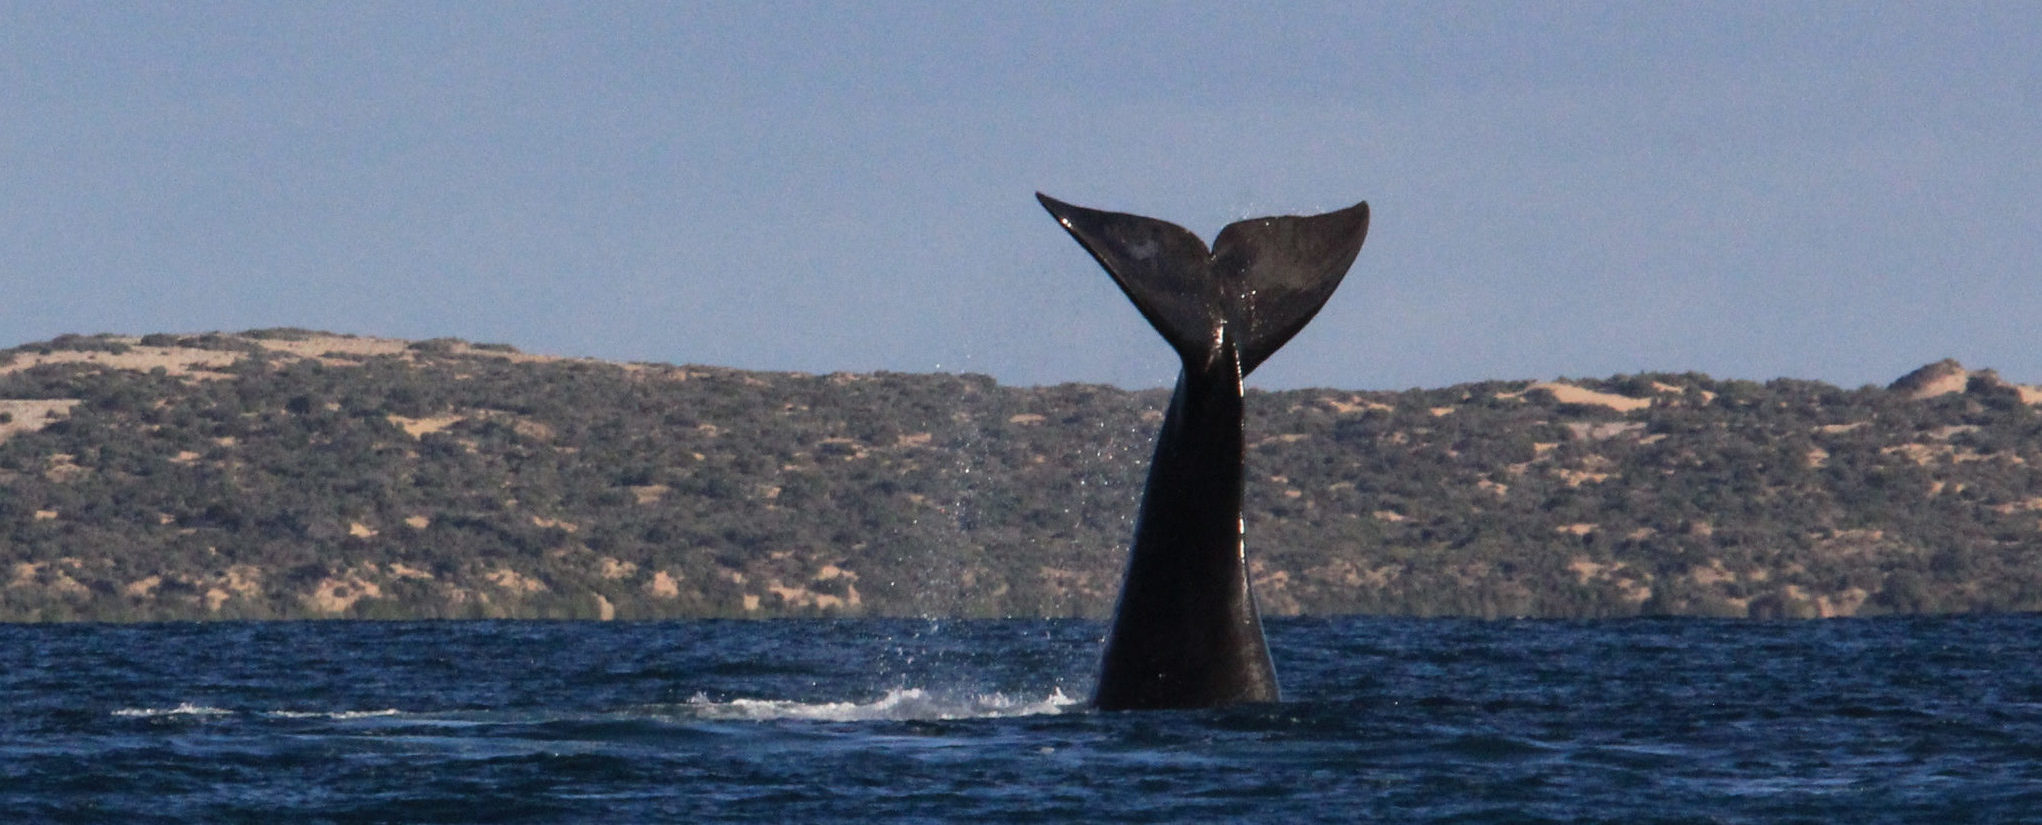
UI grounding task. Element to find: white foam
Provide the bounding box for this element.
[104,690,1083,726]
[111,703,233,718]
[111,705,407,720]
[263,709,403,720]
[684,687,1080,722]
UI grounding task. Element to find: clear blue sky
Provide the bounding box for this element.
[4,2,2037,390]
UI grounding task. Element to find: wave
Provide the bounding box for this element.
[682,687,1081,722]
[111,705,402,720]
[263,709,404,720]
[111,703,234,718]
[107,690,1079,726]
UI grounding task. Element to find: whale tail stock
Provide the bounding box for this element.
[1033,193,1369,378]
[1036,193,1369,710]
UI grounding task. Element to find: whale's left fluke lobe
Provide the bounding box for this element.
[1034,194,1219,367]
[1037,192,1370,711]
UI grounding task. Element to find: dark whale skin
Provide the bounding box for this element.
[1037,193,1369,710]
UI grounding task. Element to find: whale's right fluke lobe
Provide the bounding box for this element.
[1037,192,1371,711]
[1034,193,1368,377]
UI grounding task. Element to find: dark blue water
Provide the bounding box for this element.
[4,616,2041,823]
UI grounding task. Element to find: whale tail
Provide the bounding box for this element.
[1037,193,1370,710]
[1034,193,1369,375]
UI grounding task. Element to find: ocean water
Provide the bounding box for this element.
[4,615,2041,824]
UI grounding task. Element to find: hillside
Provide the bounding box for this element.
[5,331,2042,622]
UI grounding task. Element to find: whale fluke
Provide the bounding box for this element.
[1037,193,1369,710]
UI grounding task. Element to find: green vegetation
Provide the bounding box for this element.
[4,332,2042,622]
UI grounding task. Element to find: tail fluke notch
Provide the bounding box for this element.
[1036,193,1369,376]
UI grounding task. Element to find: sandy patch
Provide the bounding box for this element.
[532,516,579,532]
[302,573,382,615]
[195,566,265,610]
[1890,359,1969,399]
[5,333,580,385]
[1688,560,1736,586]
[1252,433,1309,448]
[0,343,241,378]
[1556,468,1612,486]
[1509,382,1653,412]
[1881,442,1995,466]
[388,414,463,438]
[484,568,548,593]
[1248,562,1299,615]
[1569,558,1652,603]
[1567,558,1611,582]
[474,412,556,441]
[1566,421,1646,441]
[1648,382,1717,404]
[645,570,681,598]
[253,334,410,361]
[1813,587,1868,617]
[1251,565,1290,591]
[766,580,861,610]
[385,563,434,580]
[263,333,567,365]
[600,557,639,580]
[8,562,39,587]
[44,567,90,597]
[0,399,82,442]
[43,454,88,483]
[1317,394,1391,414]
[367,559,430,579]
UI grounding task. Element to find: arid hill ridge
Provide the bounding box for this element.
[5,330,2042,622]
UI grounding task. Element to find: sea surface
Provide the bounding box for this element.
[4,615,2041,824]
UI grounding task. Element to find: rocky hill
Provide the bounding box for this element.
[5,330,2042,622]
